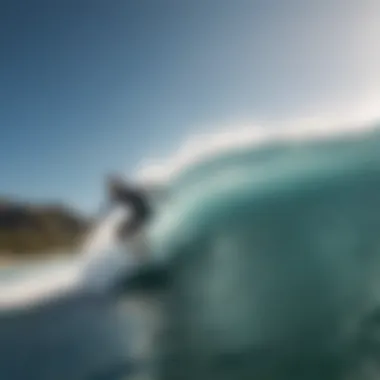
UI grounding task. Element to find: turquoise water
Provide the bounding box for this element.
[150,125,380,263]
[145,125,380,379]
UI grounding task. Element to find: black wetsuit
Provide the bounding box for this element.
[112,185,151,237]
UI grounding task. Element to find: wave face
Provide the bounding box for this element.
[149,123,380,260]
[145,123,380,380]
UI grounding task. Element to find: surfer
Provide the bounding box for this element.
[107,175,152,262]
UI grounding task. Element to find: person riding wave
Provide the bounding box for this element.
[107,175,152,263]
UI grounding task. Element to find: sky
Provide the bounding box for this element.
[0,0,379,213]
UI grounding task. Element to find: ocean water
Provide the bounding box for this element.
[3,123,380,379]
[0,234,158,380]
[0,256,158,380]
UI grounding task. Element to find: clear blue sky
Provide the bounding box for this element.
[0,0,378,213]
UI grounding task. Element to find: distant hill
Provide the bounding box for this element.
[0,199,91,256]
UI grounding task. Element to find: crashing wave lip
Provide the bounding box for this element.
[135,119,380,189]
